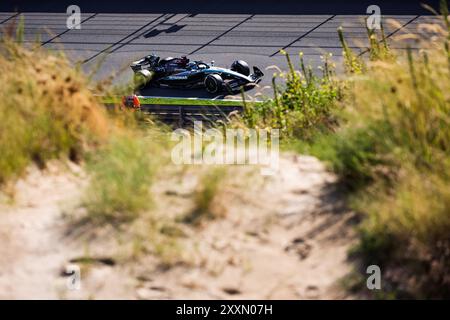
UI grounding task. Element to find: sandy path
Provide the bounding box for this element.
[135,154,356,299]
[0,155,356,299]
[0,163,134,299]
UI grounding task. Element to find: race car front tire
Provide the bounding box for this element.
[134,69,154,89]
[204,74,223,94]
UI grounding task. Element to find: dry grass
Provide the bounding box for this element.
[0,33,109,185]
[347,38,450,297]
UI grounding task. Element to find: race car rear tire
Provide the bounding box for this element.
[134,69,154,89]
[204,74,223,94]
[231,60,250,76]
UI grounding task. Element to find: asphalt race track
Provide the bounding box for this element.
[0,0,442,99]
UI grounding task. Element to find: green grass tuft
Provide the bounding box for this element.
[0,31,109,185]
[183,167,227,225]
[83,133,162,222]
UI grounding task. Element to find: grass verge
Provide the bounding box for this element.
[102,96,263,107]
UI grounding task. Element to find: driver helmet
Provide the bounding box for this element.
[146,54,159,66]
[179,55,189,66]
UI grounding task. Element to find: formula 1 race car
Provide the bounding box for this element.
[130,54,264,94]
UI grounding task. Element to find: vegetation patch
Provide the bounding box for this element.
[0,31,109,185]
[281,3,450,298]
[241,51,342,140]
[83,132,162,222]
[183,167,228,225]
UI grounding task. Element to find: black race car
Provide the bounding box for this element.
[130,54,264,94]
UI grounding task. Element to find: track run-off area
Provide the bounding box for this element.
[0,0,442,98]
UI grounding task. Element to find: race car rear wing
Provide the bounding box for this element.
[250,66,264,82]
